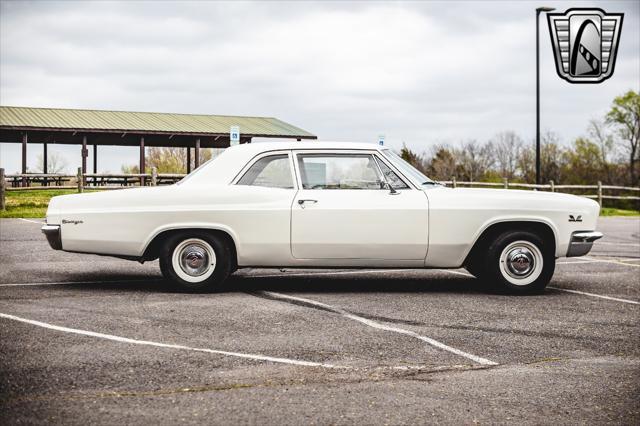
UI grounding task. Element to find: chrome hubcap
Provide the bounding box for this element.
[505,247,535,278]
[179,244,210,276]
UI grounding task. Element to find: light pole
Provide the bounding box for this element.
[536,6,555,185]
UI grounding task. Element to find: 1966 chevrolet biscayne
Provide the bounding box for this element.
[42,142,603,294]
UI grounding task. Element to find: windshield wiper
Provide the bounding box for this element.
[422,181,441,186]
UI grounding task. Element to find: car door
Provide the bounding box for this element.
[232,150,298,265]
[291,150,429,260]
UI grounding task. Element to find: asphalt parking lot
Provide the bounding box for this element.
[1,217,638,425]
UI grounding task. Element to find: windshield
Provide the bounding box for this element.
[380,149,435,185]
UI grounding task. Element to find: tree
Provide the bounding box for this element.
[426,145,457,180]
[36,151,68,173]
[491,131,523,179]
[588,119,615,183]
[399,144,427,173]
[456,140,494,181]
[146,147,188,173]
[562,138,604,184]
[122,147,215,174]
[606,90,640,185]
[536,131,566,183]
[517,145,536,183]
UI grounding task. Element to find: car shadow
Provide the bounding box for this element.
[224,272,483,294]
[40,269,498,295]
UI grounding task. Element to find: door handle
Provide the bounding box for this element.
[298,199,318,208]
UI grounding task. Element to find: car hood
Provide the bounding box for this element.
[424,186,600,215]
[429,186,585,202]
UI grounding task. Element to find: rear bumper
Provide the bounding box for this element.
[566,231,603,257]
[41,224,62,250]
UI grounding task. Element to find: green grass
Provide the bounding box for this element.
[0,189,101,218]
[600,207,640,217]
[1,189,638,218]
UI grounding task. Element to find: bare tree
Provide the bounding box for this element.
[122,147,215,174]
[540,131,566,183]
[36,151,68,173]
[491,131,523,179]
[456,140,494,181]
[517,145,536,183]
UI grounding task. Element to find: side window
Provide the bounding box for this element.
[376,158,410,189]
[237,154,294,189]
[297,154,383,190]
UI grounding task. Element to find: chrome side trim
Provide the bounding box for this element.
[566,231,603,257]
[41,224,62,250]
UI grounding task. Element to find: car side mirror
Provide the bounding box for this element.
[384,181,399,195]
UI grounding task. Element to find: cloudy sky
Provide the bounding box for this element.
[1,0,638,173]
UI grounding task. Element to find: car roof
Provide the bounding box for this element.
[226,141,385,153]
[182,141,390,186]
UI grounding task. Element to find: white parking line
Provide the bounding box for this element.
[547,287,639,305]
[263,291,498,366]
[437,269,640,306]
[438,269,474,278]
[556,258,640,265]
[596,242,640,247]
[0,312,343,369]
[564,257,640,268]
[18,218,44,224]
[436,269,473,278]
[557,260,601,265]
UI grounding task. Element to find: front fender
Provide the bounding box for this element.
[460,216,561,263]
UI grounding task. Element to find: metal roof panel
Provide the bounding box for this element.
[0,106,316,138]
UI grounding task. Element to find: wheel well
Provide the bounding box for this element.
[464,221,556,267]
[142,228,238,270]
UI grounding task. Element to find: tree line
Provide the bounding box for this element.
[401,90,639,187]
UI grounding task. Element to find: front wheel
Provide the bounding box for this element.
[479,231,555,294]
[159,232,232,292]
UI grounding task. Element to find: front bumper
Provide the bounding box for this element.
[41,224,62,250]
[566,231,603,257]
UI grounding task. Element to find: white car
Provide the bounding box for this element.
[42,142,602,294]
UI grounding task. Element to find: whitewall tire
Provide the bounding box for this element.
[480,230,555,294]
[160,232,232,292]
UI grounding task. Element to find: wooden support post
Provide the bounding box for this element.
[43,142,48,186]
[139,136,146,186]
[452,176,457,188]
[187,147,191,173]
[503,178,509,189]
[0,168,6,211]
[21,132,27,187]
[77,167,84,193]
[597,181,603,207]
[550,180,555,192]
[151,167,158,186]
[195,138,200,169]
[93,144,97,174]
[81,135,88,180]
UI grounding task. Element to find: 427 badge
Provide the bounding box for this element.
[547,8,623,84]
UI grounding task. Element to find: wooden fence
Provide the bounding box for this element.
[442,178,639,207]
[0,167,638,211]
[2,167,185,190]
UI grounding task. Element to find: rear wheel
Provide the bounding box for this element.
[478,231,554,294]
[159,232,232,292]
